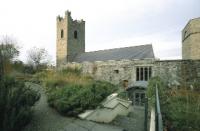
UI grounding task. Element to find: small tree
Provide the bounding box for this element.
[0,36,19,78]
[27,47,50,72]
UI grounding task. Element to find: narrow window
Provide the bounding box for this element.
[74,30,78,39]
[149,67,152,80]
[140,67,144,81]
[114,70,119,74]
[144,67,148,81]
[61,29,64,38]
[136,67,140,81]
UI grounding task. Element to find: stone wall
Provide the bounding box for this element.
[62,59,200,89]
[154,60,200,88]
[62,59,155,88]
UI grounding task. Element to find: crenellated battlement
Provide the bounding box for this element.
[56,10,84,25]
[56,15,64,22]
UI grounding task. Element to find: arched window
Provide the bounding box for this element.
[74,30,78,39]
[61,29,64,38]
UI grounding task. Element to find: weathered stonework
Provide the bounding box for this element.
[56,11,85,67]
[154,60,200,88]
[56,11,200,106]
[182,17,200,60]
[62,59,155,87]
[62,59,200,90]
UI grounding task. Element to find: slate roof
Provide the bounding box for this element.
[74,44,155,62]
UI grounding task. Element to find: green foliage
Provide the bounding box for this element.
[46,81,116,116]
[192,81,200,91]
[0,76,40,131]
[60,67,82,75]
[147,76,166,107]
[29,71,48,84]
[0,37,19,62]
[44,69,117,116]
[162,89,200,131]
[147,77,200,130]
[0,37,19,78]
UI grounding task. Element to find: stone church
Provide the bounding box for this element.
[56,11,200,106]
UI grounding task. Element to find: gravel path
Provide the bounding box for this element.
[22,83,123,131]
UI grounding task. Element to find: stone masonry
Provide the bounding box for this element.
[62,59,200,89]
[182,17,200,60]
[56,11,85,66]
[57,11,200,91]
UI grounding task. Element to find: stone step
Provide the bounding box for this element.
[111,107,145,131]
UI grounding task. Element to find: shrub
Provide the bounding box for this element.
[0,76,40,131]
[44,68,117,116]
[60,67,82,75]
[147,77,200,130]
[147,76,166,107]
[46,81,117,116]
[162,89,200,131]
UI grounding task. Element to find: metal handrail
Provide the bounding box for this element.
[155,85,163,131]
[144,97,148,131]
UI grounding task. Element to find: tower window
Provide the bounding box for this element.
[74,30,78,39]
[61,29,64,38]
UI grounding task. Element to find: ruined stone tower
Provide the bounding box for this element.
[182,17,200,59]
[56,11,85,66]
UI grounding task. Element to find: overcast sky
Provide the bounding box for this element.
[0,0,200,63]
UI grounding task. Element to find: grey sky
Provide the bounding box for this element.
[0,0,199,63]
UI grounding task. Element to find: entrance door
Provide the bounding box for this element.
[134,92,145,106]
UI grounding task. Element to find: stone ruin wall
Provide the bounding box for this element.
[154,60,200,88]
[60,59,200,88]
[61,59,155,88]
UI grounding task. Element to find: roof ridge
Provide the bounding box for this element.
[84,44,152,53]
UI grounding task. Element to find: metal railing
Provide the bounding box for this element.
[144,97,148,131]
[155,86,163,131]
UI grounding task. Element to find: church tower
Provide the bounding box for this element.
[182,17,200,59]
[56,11,85,67]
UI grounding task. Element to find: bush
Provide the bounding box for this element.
[147,77,200,130]
[60,67,82,75]
[147,76,166,107]
[44,69,117,116]
[29,71,48,84]
[46,81,117,116]
[162,89,200,131]
[0,76,40,131]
